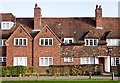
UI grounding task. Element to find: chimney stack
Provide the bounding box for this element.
[34,3,42,31]
[95,5,102,29]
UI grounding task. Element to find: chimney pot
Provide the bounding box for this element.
[96,5,98,9]
[35,3,38,8]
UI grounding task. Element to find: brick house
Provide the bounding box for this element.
[0,4,120,73]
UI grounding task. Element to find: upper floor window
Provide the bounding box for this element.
[64,57,73,62]
[85,39,98,46]
[39,38,53,46]
[0,39,6,46]
[1,21,14,30]
[39,57,53,66]
[106,39,120,46]
[0,57,6,62]
[111,57,120,66]
[14,38,28,46]
[81,57,94,64]
[63,38,74,44]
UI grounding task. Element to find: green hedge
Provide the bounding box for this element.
[49,64,103,76]
[1,66,36,77]
[117,64,120,76]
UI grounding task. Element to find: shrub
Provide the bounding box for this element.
[28,66,35,76]
[117,64,120,76]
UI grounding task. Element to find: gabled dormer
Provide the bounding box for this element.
[106,31,120,46]
[0,13,15,30]
[84,30,99,46]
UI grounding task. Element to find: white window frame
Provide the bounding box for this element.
[0,57,6,62]
[80,57,94,64]
[13,57,27,66]
[111,57,120,66]
[64,57,73,62]
[63,38,74,44]
[106,39,120,46]
[1,21,14,30]
[85,39,98,46]
[0,39,6,46]
[39,38,53,46]
[39,57,53,66]
[14,38,28,46]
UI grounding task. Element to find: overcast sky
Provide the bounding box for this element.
[0,0,119,17]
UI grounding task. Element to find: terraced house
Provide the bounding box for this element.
[0,4,120,73]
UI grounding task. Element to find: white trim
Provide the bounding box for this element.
[39,38,53,46]
[13,57,27,66]
[1,21,14,30]
[64,57,73,62]
[80,57,94,64]
[106,39,120,46]
[39,57,53,66]
[14,38,28,46]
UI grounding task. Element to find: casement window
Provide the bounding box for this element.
[106,39,120,46]
[39,38,53,46]
[0,57,6,62]
[111,57,120,66]
[13,57,27,66]
[39,57,53,66]
[0,39,6,46]
[64,57,73,62]
[14,38,28,46]
[63,38,74,44]
[81,57,94,64]
[1,21,14,30]
[85,39,98,46]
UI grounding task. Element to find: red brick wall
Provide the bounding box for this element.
[34,26,61,73]
[6,26,32,67]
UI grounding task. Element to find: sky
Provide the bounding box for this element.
[0,0,119,17]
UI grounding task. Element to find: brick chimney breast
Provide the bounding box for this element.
[34,3,42,31]
[95,5,103,29]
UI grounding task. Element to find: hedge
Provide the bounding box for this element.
[0,66,35,77]
[117,64,120,76]
[49,64,103,76]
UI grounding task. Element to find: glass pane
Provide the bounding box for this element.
[64,40,68,43]
[19,39,22,45]
[3,57,6,62]
[40,39,44,45]
[23,39,26,45]
[45,39,48,45]
[2,39,6,46]
[45,58,48,65]
[40,58,44,65]
[0,57,2,62]
[15,39,18,45]
[0,39,2,46]
[49,58,52,65]
[69,40,72,43]
[69,58,73,62]
[94,40,97,45]
[3,23,5,28]
[6,23,9,28]
[90,40,93,45]
[86,40,89,45]
[49,39,52,45]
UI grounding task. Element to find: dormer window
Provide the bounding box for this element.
[85,39,98,46]
[1,21,14,30]
[63,38,74,44]
[106,39,120,46]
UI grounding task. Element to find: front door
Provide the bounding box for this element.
[99,57,105,72]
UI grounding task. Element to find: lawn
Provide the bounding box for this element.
[1,80,120,83]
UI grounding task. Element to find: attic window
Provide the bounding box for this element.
[1,21,14,30]
[63,38,74,44]
[85,39,98,46]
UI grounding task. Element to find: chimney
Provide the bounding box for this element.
[95,5,102,29]
[34,3,42,31]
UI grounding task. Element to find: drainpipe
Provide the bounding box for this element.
[32,39,34,66]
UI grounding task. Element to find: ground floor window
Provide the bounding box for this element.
[0,57,6,62]
[80,57,94,64]
[13,57,27,66]
[39,57,53,66]
[64,57,73,62]
[111,57,120,66]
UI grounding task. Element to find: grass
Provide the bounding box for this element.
[1,79,120,83]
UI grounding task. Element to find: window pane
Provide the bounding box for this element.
[2,39,6,46]
[40,58,44,65]
[69,58,73,62]
[0,39,2,46]
[94,40,97,45]
[6,23,9,28]
[45,39,48,45]
[3,23,5,28]
[49,39,52,45]
[90,40,93,45]
[64,40,68,43]
[23,39,27,45]
[19,39,22,45]
[3,57,6,62]
[0,57,2,62]
[15,39,18,45]
[40,39,44,45]
[116,57,119,65]
[49,58,52,65]
[86,40,89,45]
[45,58,48,65]
[69,40,72,43]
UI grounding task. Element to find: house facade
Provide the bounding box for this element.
[0,4,120,73]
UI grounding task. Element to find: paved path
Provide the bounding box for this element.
[1,76,120,81]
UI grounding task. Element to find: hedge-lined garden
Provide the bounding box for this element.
[49,64,103,76]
